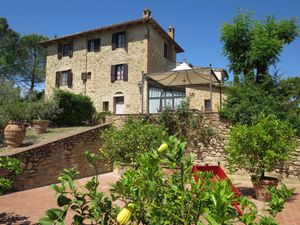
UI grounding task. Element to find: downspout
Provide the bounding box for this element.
[84,35,88,95]
[142,20,151,114]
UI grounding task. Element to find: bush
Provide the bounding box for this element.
[52,90,96,126]
[0,157,22,195]
[101,118,168,166]
[27,99,60,121]
[226,114,296,180]
[40,136,287,224]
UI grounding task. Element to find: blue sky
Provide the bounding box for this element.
[1,0,299,83]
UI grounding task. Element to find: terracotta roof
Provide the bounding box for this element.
[40,17,184,53]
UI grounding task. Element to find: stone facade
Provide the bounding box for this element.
[186,85,225,112]
[0,124,112,191]
[44,14,178,114]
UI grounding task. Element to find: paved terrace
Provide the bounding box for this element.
[0,172,299,225]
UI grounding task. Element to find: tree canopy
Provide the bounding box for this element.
[0,17,48,92]
[220,12,299,83]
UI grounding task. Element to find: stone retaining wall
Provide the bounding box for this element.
[107,113,300,179]
[0,124,113,191]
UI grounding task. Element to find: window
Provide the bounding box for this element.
[103,101,109,112]
[58,41,73,59]
[81,72,91,80]
[164,43,168,59]
[116,64,124,80]
[60,71,68,86]
[148,87,185,113]
[204,99,212,111]
[55,70,73,88]
[87,39,101,52]
[111,64,128,82]
[63,44,70,57]
[112,32,126,50]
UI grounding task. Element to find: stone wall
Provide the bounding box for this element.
[106,113,300,179]
[0,124,112,191]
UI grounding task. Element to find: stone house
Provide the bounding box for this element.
[42,9,227,114]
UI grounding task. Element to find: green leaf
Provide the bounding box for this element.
[46,208,64,221]
[57,195,72,207]
[39,217,54,225]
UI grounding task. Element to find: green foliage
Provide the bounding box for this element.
[101,118,168,166]
[19,34,48,90]
[92,111,111,125]
[0,156,22,195]
[39,155,118,225]
[220,77,300,136]
[27,99,60,121]
[0,81,21,128]
[226,114,296,179]
[52,90,96,126]
[41,136,291,224]
[266,184,295,217]
[0,17,21,81]
[220,11,298,82]
[159,99,216,146]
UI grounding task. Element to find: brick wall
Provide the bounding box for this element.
[0,124,112,191]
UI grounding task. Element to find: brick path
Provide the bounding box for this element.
[0,172,299,225]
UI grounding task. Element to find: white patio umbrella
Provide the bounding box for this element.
[146,67,220,87]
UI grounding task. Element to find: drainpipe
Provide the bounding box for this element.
[84,35,88,96]
[141,71,145,114]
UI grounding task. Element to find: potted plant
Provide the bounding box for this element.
[226,114,296,201]
[3,102,28,148]
[31,100,59,134]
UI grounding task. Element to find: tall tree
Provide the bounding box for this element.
[220,12,299,83]
[19,34,48,91]
[0,18,20,82]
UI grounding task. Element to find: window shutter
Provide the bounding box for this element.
[111,33,116,50]
[111,65,116,82]
[69,41,73,58]
[67,70,73,87]
[95,39,101,52]
[123,64,128,81]
[58,44,62,59]
[55,71,61,87]
[124,31,128,50]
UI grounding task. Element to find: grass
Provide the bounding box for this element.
[0,126,89,153]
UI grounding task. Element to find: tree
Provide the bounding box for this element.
[19,34,48,91]
[226,114,296,180]
[0,18,20,82]
[220,12,298,83]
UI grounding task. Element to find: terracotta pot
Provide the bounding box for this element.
[4,122,27,148]
[32,120,49,134]
[253,177,279,201]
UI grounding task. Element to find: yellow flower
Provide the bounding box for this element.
[158,143,168,153]
[117,203,134,225]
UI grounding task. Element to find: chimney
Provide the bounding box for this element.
[143,8,151,18]
[168,26,175,39]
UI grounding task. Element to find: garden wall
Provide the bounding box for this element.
[107,113,300,179]
[0,123,113,191]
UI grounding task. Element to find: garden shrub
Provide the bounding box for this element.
[26,99,60,121]
[159,99,216,146]
[226,114,296,180]
[40,136,287,225]
[0,156,22,195]
[101,118,168,166]
[52,90,96,126]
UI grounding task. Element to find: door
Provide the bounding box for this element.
[115,97,125,114]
